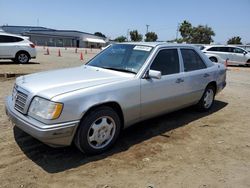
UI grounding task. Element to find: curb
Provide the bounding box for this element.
[0,73,28,79]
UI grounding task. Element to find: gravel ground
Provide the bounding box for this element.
[0,47,99,75]
[0,49,250,188]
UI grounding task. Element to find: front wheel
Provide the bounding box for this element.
[197,85,216,111]
[74,106,121,154]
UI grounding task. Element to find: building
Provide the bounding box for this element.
[0,25,107,48]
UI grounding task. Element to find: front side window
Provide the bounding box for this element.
[233,48,245,54]
[87,44,153,74]
[150,49,180,75]
[181,49,206,71]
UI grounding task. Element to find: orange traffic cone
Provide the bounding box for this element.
[45,48,50,55]
[224,59,228,67]
[80,52,83,60]
[58,49,61,57]
[75,48,78,53]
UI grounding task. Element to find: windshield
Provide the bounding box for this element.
[87,44,153,74]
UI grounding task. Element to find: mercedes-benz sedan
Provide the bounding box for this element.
[5,42,226,154]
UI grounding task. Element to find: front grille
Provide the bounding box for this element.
[14,90,28,113]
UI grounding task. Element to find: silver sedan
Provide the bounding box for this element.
[5,42,226,154]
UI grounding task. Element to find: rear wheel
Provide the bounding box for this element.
[197,85,216,111]
[15,52,30,64]
[209,57,218,63]
[74,106,121,154]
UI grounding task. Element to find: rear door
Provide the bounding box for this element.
[180,48,211,103]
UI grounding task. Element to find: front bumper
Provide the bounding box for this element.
[5,96,79,147]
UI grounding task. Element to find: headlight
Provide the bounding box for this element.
[28,97,63,120]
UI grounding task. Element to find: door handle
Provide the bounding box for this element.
[203,73,210,78]
[176,78,184,83]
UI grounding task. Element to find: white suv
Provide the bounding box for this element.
[0,32,36,63]
[202,45,250,66]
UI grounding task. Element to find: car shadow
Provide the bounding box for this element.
[0,60,40,65]
[14,100,228,173]
[227,64,250,68]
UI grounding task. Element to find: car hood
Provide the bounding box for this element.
[16,65,133,99]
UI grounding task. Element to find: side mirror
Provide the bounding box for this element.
[243,51,247,55]
[146,70,162,79]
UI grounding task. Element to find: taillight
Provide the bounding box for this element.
[29,43,35,48]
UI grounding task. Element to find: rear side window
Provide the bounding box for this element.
[181,49,207,72]
[0,35,24,43]
[150,49,180,75]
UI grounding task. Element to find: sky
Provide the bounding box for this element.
[0,0,249,44]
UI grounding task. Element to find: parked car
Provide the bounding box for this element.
[5,43,226,154]
[0,32,36,63]
[202,45,250,66]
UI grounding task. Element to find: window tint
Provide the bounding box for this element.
[207,47,218,51]
[207,47,231,52]
[0,35,24,43]
[150,49,180,75]
[181,49,206,71]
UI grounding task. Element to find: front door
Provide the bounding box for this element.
[140,48,187,119]
[231,47,248,64]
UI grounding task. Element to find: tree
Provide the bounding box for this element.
[129,30,142,42]
[190,25,215,44]
[94,32,106,38]
[227,36,242,44]
[114,36,127,42]
[178,20,215,44]
[179,20,192,43]
[145,32,158,42]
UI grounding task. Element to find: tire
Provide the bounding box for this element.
[15,52,30,64]
[197,85,216,112]
[247,59,250,67]
[74,106,121,154]
[209,57,218,63]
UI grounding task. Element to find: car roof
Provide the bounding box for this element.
[121,42,198,48]
[204,45,243,48]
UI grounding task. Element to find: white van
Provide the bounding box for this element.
[202,45,250,66]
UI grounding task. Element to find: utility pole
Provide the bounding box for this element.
[127,29,130,42]
[176,23,180,41]
[37,18,40,26]
[146,24,150,34]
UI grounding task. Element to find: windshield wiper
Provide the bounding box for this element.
[101,67,137,74]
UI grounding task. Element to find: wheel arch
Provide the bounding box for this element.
[80,101,124,129]
[209,56,218,62]
[15,50,31,59]
[206,81,217,94]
